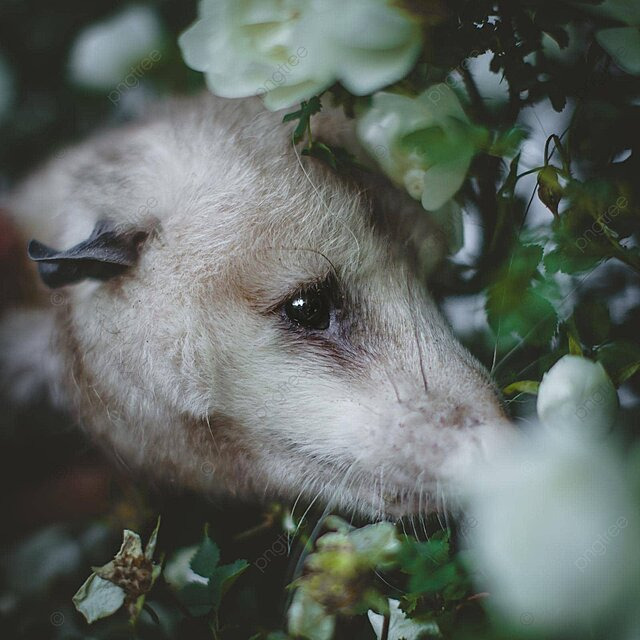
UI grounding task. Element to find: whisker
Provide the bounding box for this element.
[412,321,428,393]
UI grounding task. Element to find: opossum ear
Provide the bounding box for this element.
[27,220,149,289]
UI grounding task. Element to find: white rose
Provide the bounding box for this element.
[537,355,618,437]
[68,6,163,90]
[356,85,476,212]
[461,426,640,634]
[178,0,422,111]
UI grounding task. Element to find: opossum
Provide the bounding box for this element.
[1,94,510,520]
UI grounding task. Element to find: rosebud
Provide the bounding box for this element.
[537,355,618,437]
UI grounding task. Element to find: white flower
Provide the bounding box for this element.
[68,6,164,90]
[0,51,14,123]
[356,85,476,212]
[461,426,640,634]
[537,355,618,437]
[368,599,439,640]
[178,0,422,111]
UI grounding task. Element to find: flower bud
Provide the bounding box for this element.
[537,355,618,437]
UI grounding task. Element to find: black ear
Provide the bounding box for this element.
[27,220,150,289]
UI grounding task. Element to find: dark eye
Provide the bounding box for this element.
[283,282,333,330]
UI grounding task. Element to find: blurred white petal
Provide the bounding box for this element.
[461,425,640,633]
[68,6,164,90]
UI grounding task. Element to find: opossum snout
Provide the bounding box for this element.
[373,389,507,482]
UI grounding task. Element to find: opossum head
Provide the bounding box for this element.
[8,95,509,520]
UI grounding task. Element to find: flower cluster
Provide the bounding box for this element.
[179,0,422,111]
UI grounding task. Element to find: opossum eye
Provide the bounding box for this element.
[283,281,334,330]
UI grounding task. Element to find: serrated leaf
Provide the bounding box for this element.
[398,537,457,596]
[72,573,126,624]
[190,535,220,579]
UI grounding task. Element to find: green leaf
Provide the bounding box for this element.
[488,285,558,346]
[210,559,250,609]
[282,96,323,144]
[617,361,640,385]
[397,537,465,597]
[595,341,640,386]
[597,27,640,76]
[72,573,126,624]
[190,534,220,579]
[568,330,583,356]
[400,120,481,166]
[502,380,540,396]
[180,582,214,617]
[543,247,603,274]
[489,127,528,157]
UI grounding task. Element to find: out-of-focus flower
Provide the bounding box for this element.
[461,426,640,634]
[178,0,422,111]
[288,588,336,640]
[368,599,439,640]
[288,518,401,638]
[68,5,164,90]
[0,51,14,123]
[537,355,618,437]
[301,520,400,611]
[356,85,480,212]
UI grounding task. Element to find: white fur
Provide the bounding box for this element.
[1,94,510,519]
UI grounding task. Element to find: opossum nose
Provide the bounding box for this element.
[402,394,500,431]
